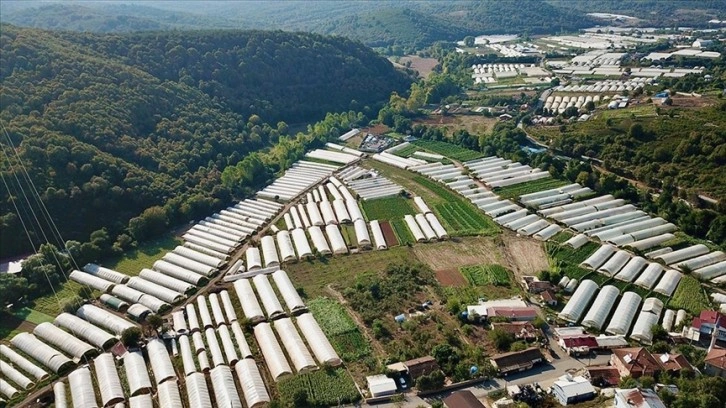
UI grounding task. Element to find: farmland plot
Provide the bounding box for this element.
[278,368,360,406]
[361,197,416,221]
[669,275,711,315]
[460,264,511,286]
[307,297,371,361]
[412,140,484,161]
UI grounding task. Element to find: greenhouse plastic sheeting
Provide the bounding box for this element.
[10,333,73,374]
[147,338,176,384]
[254,322,292,381]
[124,351,152,396]
[185,372,213,408]
[234,358,271,408]
[94,353,125,407]
[68,367,98,408]
[210,365,243,408]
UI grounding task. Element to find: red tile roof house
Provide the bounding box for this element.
[486,307,538,321]
[610,348,663,379]
[691,311,726,342]
[586,366,621,387]
[656,353,694,374]
[541,289,558,306]
[558,335,598,356]
[703,348,726,377]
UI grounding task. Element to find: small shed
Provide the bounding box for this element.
[367,374,397,398]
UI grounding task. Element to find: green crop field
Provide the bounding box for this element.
[391,219,415,245]
[340,224,358,248]
[460,264,510,286]
[392,143,419,158]
[307,297,371,361]
[361,196,416,221]
[435,201,498,236]
[669,275,711,315]
[278,368,360,406]
[105,234,182,276]
[494,178,572,200]
[412,140,485,161]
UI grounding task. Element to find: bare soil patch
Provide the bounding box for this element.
[398,56,438,78]
[668,94,715,109]
[379,221,399,246]
[414,114,498,135]
[413,237,503,271]
[500,233,549,279]
[363,124,391,135]
[435,268,467,287]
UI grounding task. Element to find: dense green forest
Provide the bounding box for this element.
[528,104,726,204]
[11,0,725,51]
[0,25,409,258]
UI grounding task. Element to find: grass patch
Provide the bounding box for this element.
[550,231,574,244]
[307,297,371,361]
[360,196,416,221]
[285,246,413,298]
[494,178,571,200]
[30,280,89,316]
[412,140,484,161]
[340,224,357,248]
[104,234,182,276]
[669,275,711,315]
[460,264,510,286]
[278,368,361,406]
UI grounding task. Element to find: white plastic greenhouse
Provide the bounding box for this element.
[675,309,687,328]
[234,358,271,408]
[82,263,129,284]
[197,295,214,329]
[185,372,212,408]
[76,304,136,335]
[253,274,285,319]
[172,310,189,335]
[127,277,185,304]
[297,204,311,228]
[405,214,427,242]
[320,201,337,225]
[558,280,598,323]
[260,236,280,268]
[305,201,325,226]
[605,291,642,336]
[284,213,293,230]
[615,257,647,282]
[308,226,332,255]
[54,313,117,349]
[272,270,306,313]
[295,313,342,366]
[233,279,265,323]
[369,220,388,250]
[147,338,176,384]
[205,327,225,367]
[179,335,196,376]
[291,228,313,258]
[162,252,216,276]
[655,244,709,265]
[218,325,239,365]
[220,290,238,322]
[333,199,351,223]
[139,269,194,295]
[0,360,33,389]
[246,247,262,270]
[152,260,207,285]
[33,322,96,360]
[580,245,616,270]
[351,219,371,248]
[172,246,224,268]
[533,224,562,241]
[675,251,725,271]
[564,234,589,249]
[0,379,18,400]
[325,224,348,254]
[631,311,660,345]
[124,351,152,396]
[209,293,227,326]
[424,213,449,240]
[634,263,664,289]
[157,380,183,408]
[276,230,297,262]
[254,322,293,381]
[289,206,303,229]
[697,260,726,280]
[581,285,619,330]
[68,367,97,408]
[653,269,682,296]
[230,321,253,359]
[415,213,438,241]
[94,353,125,407]
[662,309,675,332]
[414,196,432,214]
[0,344,48,381]
[53,382,67,408]
[345,200,364,223]
[598,250,631,276]
[192,331,205,354]
[69,269,115,292]
[274,318,317,372]
[184,304,200,334]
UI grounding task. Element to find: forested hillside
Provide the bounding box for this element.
[0,25,409,258]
